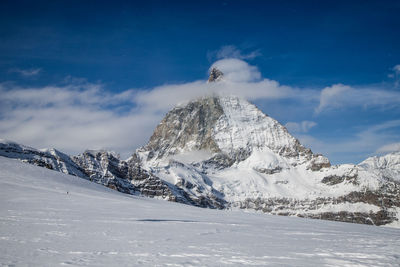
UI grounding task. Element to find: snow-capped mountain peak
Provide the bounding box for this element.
[137,95,326,172]
[1,93,399,227]
[359,152,400,171]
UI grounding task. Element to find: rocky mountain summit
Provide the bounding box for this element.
[208,67,224,82]
[1,68,399,227]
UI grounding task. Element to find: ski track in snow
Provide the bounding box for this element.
[1,156,399,266]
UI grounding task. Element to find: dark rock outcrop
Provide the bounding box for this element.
[208,67,224,82]
[142,97,224,160]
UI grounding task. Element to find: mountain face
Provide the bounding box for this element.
[132,94,399,226]
[140,95,319,165]
[0,140,86,177]
[1,68,399,227]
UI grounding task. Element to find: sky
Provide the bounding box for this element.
[0,0,400,164]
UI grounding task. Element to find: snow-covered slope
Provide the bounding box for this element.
[1,156,399,266]
[0,139,86,177]
[359,152,400,182]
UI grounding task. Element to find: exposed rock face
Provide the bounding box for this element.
[72,150,126,183]
[0,140,86,177]
[234,183,400,226]
[212,96,314,161]
[307,154,331,171]
[321,174,358,185]
[208,67,224,82]
[70,150,135,194]
[126,156,226,208]
[237,167,399,226]
[142,97,224,161]
[126,161,176,200]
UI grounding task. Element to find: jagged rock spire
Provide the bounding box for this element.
[208,67,224,82]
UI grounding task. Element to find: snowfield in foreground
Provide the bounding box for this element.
[1,156,399,267]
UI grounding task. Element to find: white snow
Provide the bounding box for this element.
[148,149,384,204]
[1,156,399,266]
[214,96,301,158]
[236,147,290,171]
[209,163,356,200]
[359,152,400,182]
[169,150,214,165]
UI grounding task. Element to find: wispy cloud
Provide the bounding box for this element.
[0,82,158,158]
[376,142,400,153]
[391,64,400,87]
[208,45,261,62]
[10,68,42,77]
[216,45,261,60]
[135,58,317,112]
[285,121,317,133]
[134,79,313,113]
[315,83,400,113]
[210,58,261,82]
[296,120,400,164]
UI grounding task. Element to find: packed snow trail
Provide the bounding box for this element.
[0,156,399,266]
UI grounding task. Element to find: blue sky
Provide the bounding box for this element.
[1,0,400,164]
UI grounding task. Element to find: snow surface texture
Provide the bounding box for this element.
[1,156,399,267]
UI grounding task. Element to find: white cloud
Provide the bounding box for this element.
[135,59,318,112]
[316,83,400,113]
[316,84,351,113]
[10,68,41,77]
[392,64,400,87]
[285,121,317,133]
[294,120,400,164]
[134,77,316,113]
[214,45,261,60]
[210,58,261,82]
[376,142,400,154]
[393,64,400,74]
[0,82,159,158]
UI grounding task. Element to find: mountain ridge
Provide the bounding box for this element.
[1,94,399,226]
[1,69,399,226]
